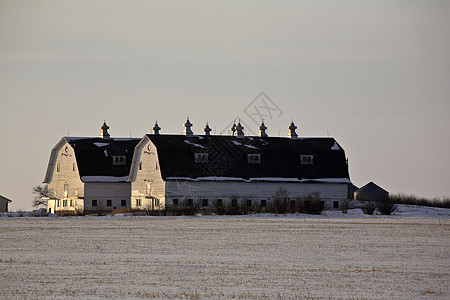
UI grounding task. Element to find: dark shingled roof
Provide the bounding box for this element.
[147,134,350,181]
[66,137,141,178]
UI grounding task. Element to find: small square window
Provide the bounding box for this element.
[202,199,208,207]
[92,200,97,207]
[173,199,179,206]
[107,200,112,207]
[187,199,193,206]
[113,156,126,166]
[300,155,314,165]
[231,199,238,207]
[121,200,126,207]
[195,153,208,163]
[333,201,339,209]
[216,199,223,207]
[247,154,261,164]
[246,199,252,207]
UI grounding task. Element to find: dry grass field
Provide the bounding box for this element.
[0,216,448,299]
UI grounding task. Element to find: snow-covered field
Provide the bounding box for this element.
[1,206,449,299]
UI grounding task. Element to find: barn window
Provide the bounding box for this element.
[107,200,112,207]
[202,199,208,207]
[187,198,193,206]
[231,198,238,208]
[216,199,223,207]
[173,199,179,206]
[333,201,339,209]
[246,199,252,207]
[92,200,97,207]
[63,200,67,207]
[247,154,261,164]
[121,200,126,207]
[261,200,266,208]
[70,199,73,207]
[139,162,142,170]
[136,199,142,207]
[113,156,126,166]
[195,153,208,163]
[300,155,314,165]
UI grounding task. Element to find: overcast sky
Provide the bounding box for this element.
[1,0,449,210]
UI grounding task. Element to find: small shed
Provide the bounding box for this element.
[0,195,12,212]
[354,182,389,201]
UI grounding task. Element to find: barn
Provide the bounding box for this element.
[44,120,352,214]
[129,119,352,212]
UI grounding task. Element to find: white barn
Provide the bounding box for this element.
[128,120,351,212]
[44,120,352,214]
[43,122,140,214]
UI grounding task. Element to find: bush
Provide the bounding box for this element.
[340,200,349,214]
[376,197,398,215]
[361,201,376,215]
[389,193,450,209]
[300,192,324,215]
[273,188,290,214]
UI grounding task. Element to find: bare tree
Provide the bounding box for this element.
[32,185,51,208]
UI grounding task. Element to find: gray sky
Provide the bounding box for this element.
[1,0,449,210]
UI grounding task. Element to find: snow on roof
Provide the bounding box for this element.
[184,140,206,148]
[94,142,110,147]
[165,177,350,183]
[331,141,340,150]
[81,176,129,183]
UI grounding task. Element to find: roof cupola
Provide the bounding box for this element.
[183,118,193,137]
[100,121,111,139]
[204,123,212,136]
[258,121,268,137]
[236,121,245,138]
[288,121,298,140]
[152,121,161,135]
[230,122,237,136]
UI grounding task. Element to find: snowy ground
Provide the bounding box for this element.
[0,206,449,299]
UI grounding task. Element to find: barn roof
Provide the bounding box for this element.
[146,134,350,183]
[356,182,389,194]
[66,137,141,182]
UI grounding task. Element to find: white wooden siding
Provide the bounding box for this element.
[130,137,166,209]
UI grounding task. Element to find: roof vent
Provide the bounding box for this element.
[100,121,111,139]
[288,121,298,140]
[230,122,237,136]
[236,122,244,138]
[204,123,212,136]
[152,121,161,135]
[258,121,268,137]
[183,118,193,137]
